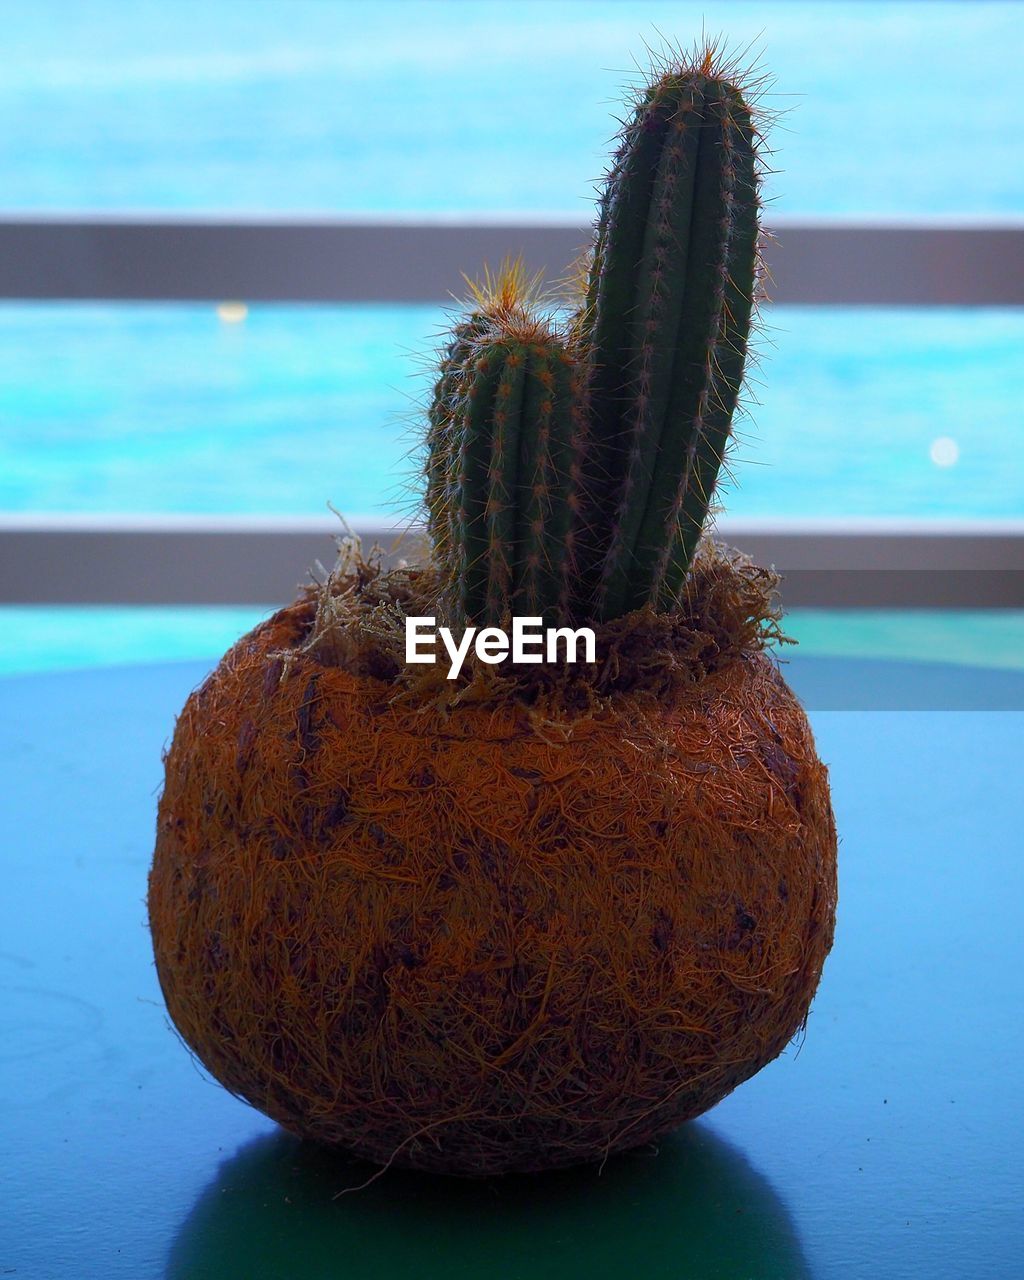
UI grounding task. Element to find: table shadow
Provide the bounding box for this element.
[164,1122,811,1280]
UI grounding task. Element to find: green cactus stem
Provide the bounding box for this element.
[425,312,493,557]
[583,66,760,619]
[429,314,582,627]
[512,342,581,621]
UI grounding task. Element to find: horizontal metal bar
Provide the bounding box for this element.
[0,216,1021,305]
[2,515,1022,607]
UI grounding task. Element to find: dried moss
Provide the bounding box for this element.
[293,536,790,718]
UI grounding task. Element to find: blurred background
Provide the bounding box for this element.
[1,0,1022,674]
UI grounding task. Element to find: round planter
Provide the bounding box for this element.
[149,594,836,1175]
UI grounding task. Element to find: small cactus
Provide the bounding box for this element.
[427,267,587,627]
[425,46,762,627]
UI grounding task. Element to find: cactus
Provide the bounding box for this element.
[582,61,760,618]
[428,312,582,627]
[426,49,760,627]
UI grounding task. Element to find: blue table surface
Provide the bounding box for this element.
[1,654,1022,1280]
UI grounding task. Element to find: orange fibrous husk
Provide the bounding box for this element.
[148,543,837,1176]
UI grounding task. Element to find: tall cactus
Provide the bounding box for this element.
[425,50,761,629]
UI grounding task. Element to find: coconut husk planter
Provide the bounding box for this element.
[149,46,838,1177]
[150,547,835,1176]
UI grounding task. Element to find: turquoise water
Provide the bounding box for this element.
[3,1,1023,216]
[2,304,1021,519]
[3,1,1022,522]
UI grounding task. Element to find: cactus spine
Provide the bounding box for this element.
[425,50,760,629]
